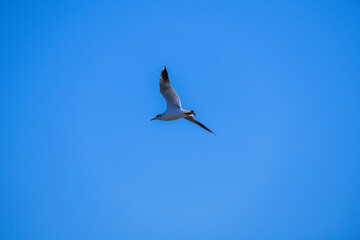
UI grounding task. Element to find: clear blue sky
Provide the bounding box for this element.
[1,1,360,239]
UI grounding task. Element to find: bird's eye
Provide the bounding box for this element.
[157,115,160,117]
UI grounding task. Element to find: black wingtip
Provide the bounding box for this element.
[160,66,168,79]
[208,130,216,136]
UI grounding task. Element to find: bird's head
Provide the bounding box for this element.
[151,114,162,121]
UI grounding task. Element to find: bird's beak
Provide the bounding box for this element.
[151,117,156,121]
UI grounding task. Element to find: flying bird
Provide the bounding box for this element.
[152,66,215,135]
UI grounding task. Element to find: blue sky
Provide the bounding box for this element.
[1,1,360,239]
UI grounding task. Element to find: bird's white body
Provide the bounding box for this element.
[158,108,194,121]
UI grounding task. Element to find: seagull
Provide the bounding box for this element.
[151,66,215,135]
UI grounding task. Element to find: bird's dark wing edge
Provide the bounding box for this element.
[160,66,170,86]
[184,116,215,135]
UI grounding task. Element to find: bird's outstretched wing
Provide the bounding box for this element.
[184,116,215,135]
[159,67,181,110]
